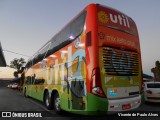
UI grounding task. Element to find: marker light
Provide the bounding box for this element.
[92,87,104,96]
[61,50,68,54]
[91,67,106,98]
[69,35,74,40]
[43,58,48,61]
[50,55,57,58]
[79,43,85,47]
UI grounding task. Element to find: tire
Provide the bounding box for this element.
[53,92,62,114]
[44,91,53,110]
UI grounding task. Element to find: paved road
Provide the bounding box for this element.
[0,86,160,120]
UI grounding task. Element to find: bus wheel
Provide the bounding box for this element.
[53,92,62,114]
[44,91,53,110]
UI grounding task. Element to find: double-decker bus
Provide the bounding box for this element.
[23,4,144,115]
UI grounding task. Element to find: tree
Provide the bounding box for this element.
[151,60,160,81]
[13,71,18,78]
[10,58,26,77]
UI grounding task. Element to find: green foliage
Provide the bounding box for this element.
[13,71,18,78]
[10,58,26,77]
[151,60,160,81]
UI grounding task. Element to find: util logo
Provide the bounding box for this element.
[98,11,130,28]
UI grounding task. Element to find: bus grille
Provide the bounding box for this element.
[102,47,139,76]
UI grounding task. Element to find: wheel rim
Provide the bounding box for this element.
[55,97,60,111]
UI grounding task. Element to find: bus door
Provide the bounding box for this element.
[68,56,86,111]
[33,78,45,101]
[25,76,33,97]
[29,75,35,98]
[31,74,43,100]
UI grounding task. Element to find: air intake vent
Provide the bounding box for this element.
[102,47,139,76]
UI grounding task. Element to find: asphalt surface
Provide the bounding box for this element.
[0,86,160,120]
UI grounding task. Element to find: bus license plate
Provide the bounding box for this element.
[122,104,131,110]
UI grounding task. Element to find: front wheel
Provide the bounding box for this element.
[53,93,62,114]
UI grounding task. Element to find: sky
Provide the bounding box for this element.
[0,0,160,76]
[0,67,15,78]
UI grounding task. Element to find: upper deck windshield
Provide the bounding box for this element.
[97,5,138,36]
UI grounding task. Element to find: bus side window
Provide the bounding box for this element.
[39,79,45,85]
[34,79,45,85]
[26,76,32,85]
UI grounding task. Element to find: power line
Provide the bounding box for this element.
[3,49,31,57]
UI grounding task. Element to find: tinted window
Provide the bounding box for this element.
[48,11,86,57]
[25,76,32,85]
[33,42,51,65]
[34,79,45,85]
[147,83,160,88]
[26,11,86,68]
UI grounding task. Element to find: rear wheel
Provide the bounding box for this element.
[53,92,62,114]
[44,91,53,110]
